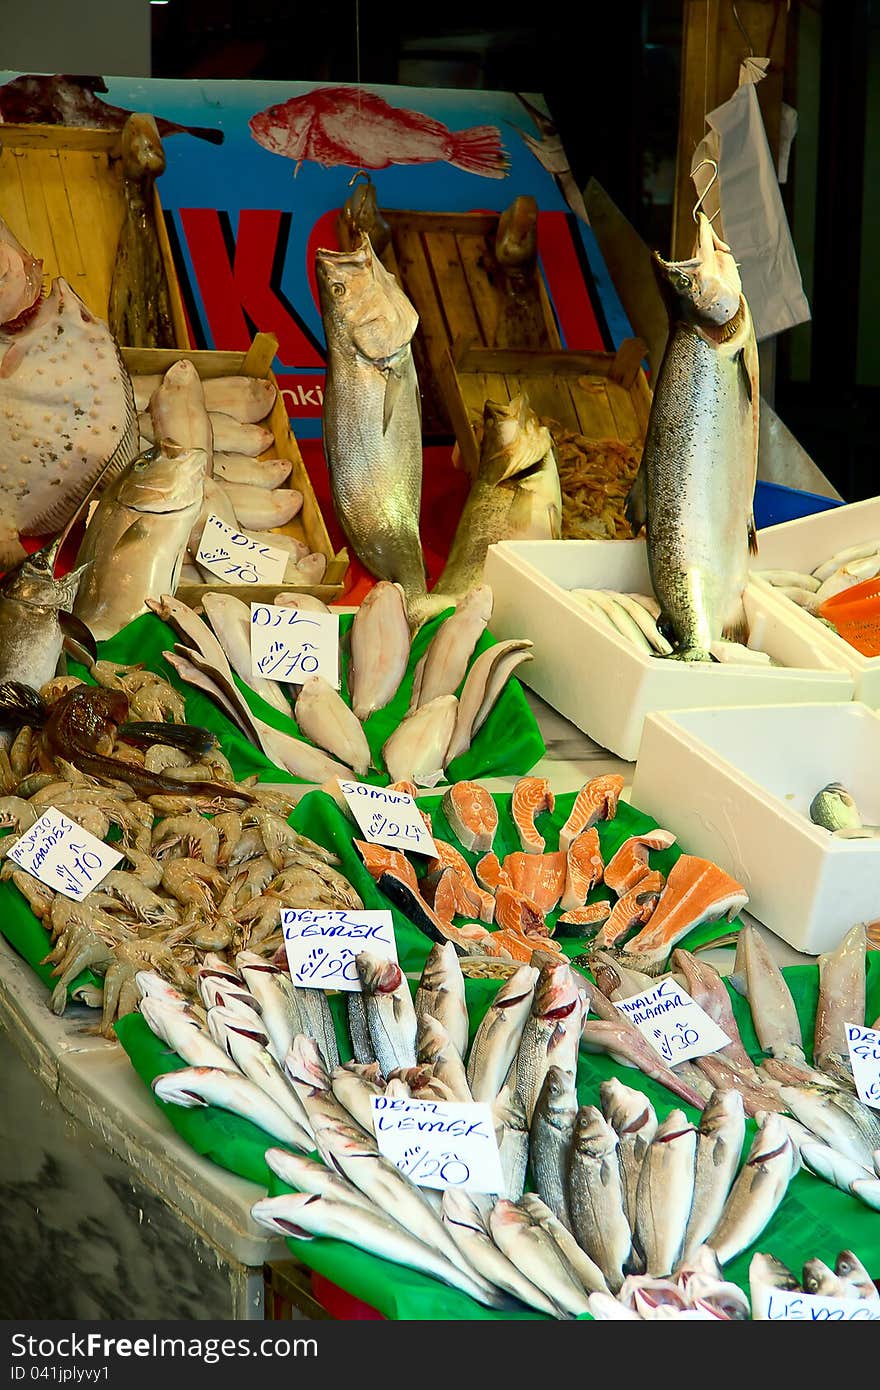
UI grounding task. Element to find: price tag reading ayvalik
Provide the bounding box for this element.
[845,1022,880,1109]
[250,603,340,687]
[615,978,731,1065]
[7,807,123,903]
[338,779,437,858]
[371,1097,505,1194]
[762,1290,880,1321]
[196,514,288,586]
[281,908,398,992]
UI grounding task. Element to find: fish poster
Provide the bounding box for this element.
[0,73,631,441]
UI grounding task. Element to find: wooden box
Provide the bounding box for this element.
[122,334,348,604]
[0,123,189,347]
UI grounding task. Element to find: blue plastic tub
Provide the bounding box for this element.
[754,480,844,530]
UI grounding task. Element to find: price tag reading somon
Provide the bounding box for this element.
[250,603,340,686]
[846,1022,880,1110]
[7,807,123,902]
[196,514,288,586]
[615,978,731,1065]
[339,779,437,858]
[281,908,398,991]
[371,1097,504,1193]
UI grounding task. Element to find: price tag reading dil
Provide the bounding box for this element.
[7,807,123,903]
[615,978,731,1065]
[196,515,288,586]
[281,908,398,992]
[371,1097,505,1194]
[250,603,340,687]
[338,779,437,858]
[845,1022,880,1110]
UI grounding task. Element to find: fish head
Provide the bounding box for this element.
[120,112,166,176]
[152,1069,212,1107]
[0,534,90,608]
[440,1187,486,1233]
[536,1063,577,1120]
[0,215,43,325]
[283,1034,331,1093]
[478,395,553,485]
[572,1104,617,1158]
[653,214,742,328]
[802,1258,843,1297]
[250,1193,319,1239]
[748,1252,800,1294]
[699,1086,745,1136]
[533,961,580,1022]
[115,442,207,514]
[315,234,419,360]
[356,951,404,996]
[248,96,313,159]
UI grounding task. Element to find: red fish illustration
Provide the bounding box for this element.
[249,86,509,179]
[0,73,224,144]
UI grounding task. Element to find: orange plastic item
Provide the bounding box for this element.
[818,578,880,655]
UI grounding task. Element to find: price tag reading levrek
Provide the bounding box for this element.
[339,779,437,858]
[615,978,731,1066]
[762,1291,880,1321]
[281,908,398,992]
[250,604,340,687]
[371,1097,505,1194]
[196,514,288,586]
[846,1022,880,1110]
[7,807,123,903]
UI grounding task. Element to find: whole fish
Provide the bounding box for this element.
[416,1014,473,1102]
[518,1192,609,1295]
[348,580,411,721]
[568,1105,632,1293]
[707,1113,796,1265]
[628,212,759,659]
[435,396,561,599]
[579,1018,707,1111]
[283,1036,366,1139]
[445,639,534,764]
[529,1065,577,1229]
[108,113,175,349]
[206,1007,313,1143]
[799,1140,872,1193]
[235,951,300,1064]
[150,360,213,477]
[729,924,805,1063]
[814,924,866,1085]
[682,1089,745,1259]
[330,1062,385,1133]
[634,1109,698,1276]
[748,1251,801,1319]
[201,592,290,716]
[488,1200,591,1317]
[73,442,207,640]
[492,1083,529,1201]
[515,963,581,1123]
[316,235,444,627]
[779,1083,880,1170]
[467,965,538,1103]
[414,942,469,1060]
[356,951,418,1075]
[599,1078,658,1233]
[140,998,234,1072]
[441,1189,564,1317]
[411,584,493,707]
[0,538,90,691]
[264,1146,375,1216]
[670,948,752,1070]
[295,676,370,776]
[152,1065,309,1147]
[381,694,458,787]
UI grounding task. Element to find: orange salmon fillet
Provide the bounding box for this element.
[560,828,604,911]
[558,775,624,851]
[511,776,555,854]
[603,829,676,897]
[502,850,567,914]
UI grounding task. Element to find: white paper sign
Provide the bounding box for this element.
[615,978,731,1065]
[763,1291,880,1321]
[250,603,340,686]
[196,515,288,585]
[281,908,397,991]
[7,808,123,902]
[846,1023,880,1110]
[371,1096,504,1193]
[338,779,437,858]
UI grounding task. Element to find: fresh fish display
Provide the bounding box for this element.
[381,695,458,788]
[442,781,498,854]
[295,677,371,777]
[108,113,175,349]
[153,1066,309,1147]
[440,1190,562,1317]
[708,1113,796,1265]
[356,952,418,1076]
[728,924,805,1063]
[201,593,290,716]
[444,639,534,764]
[634,1109,697,1276]
[568,1106,632,1293]
[621,855,749,970]
[149,359,213,477]
[348,581,411,721]
[604,829,676,896]
[559,775,624,851]
[411,585,493,707]
[0,539,91,692]
[487,1201,590,1316]
[599,1078,658,1232]
[529,1065,577,1228]
[413,942,468,1061]
[682,1089,745,1259]
[511,776,554,854]
[467,965,538,1104]
[559,828,604,912]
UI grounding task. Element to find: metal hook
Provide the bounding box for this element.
[692,158,720,222]
[732,0,756,57]
[347,169,372,189]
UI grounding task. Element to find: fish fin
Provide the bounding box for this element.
[722,594,749,645]
[748,516,758,556]
[741,320,761,504]
[59,610,98,665]
[382,368,405,434]
[624,460,647,535]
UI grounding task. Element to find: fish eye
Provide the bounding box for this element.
[331,282,346,298]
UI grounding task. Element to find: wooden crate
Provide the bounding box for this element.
[380,209,561,437]
[436,338,651,477]
[263,1261,333,1321]
[122,334,348,603]
[0,123,189,347]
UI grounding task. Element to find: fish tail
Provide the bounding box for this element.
[405,590,458,631]
[721,595,749,645]
[449,126,510,179]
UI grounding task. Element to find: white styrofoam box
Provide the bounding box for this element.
[751,497,880,705]
[631,702,880,954]
[483,538,855,761]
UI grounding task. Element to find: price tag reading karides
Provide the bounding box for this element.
[615,978,731,1065]
[250,604,340,687]
[846,1022,880,1110]
[7,807,123,902]
[280,908,398,992]
[338,779,437,858]
[196,514,288,585]
[371,1097,505,1193]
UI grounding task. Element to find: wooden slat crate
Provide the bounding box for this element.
[380,209,561,437]
[263,1261,333,1321]
[0,123,189,347]
[122,333,348,604]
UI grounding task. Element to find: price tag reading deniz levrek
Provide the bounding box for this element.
[339,779,437,858]
[615,978,731,1065]
[846,1022,880,1110]
[7,807,123,903]
[250,603,340,687]
[196,514,288,585]
[763,1290,880,1321]
[371,1097,505,1194]
[280,908,398,992]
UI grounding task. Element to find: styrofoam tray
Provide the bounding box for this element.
[751,496,880,705]
[483,539,855,761]
[631,702,880,954]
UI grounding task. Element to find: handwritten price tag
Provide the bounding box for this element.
[763,1291,880,1321]
[615,978,731,1065]
[250,603,340,687]
[7,807,123,902]
[281,909,398,992]
[846,1022,880,1109]
[196,515,288,585]
[339,779,437,858]
[371,1097,504,1193]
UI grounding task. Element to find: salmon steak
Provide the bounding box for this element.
[559,828,604,912]
[501,850,566,914]
[555,901,613,936]
[603,829,677,897]
[491,928,566,963]
[442,781,498,853]
[558,774,624,851]
[621,855,748,968]
[494,885,548,937]
[431,865,495,925]
[354,839,419,892]
[475,851,513,894]
[511,776,555,854]
[593,870,666,949]
[425,838,494,921]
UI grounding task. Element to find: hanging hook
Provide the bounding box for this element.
[732,1,756,57]
[692,157,720,222]
[348,169,373,188]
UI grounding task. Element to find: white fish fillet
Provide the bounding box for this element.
[295,676,371,776]
[382,694,458,787]
[209,413,274,455]
[414,584,493,707]
[216,480,303,529]
[349,580,411,721]
[150,360,213,474]
[213,455,292,489]
[201,591,291,714]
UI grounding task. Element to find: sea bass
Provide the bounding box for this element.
[73,442,207,640]
[0,537,90,691]
[629,212,759,660]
